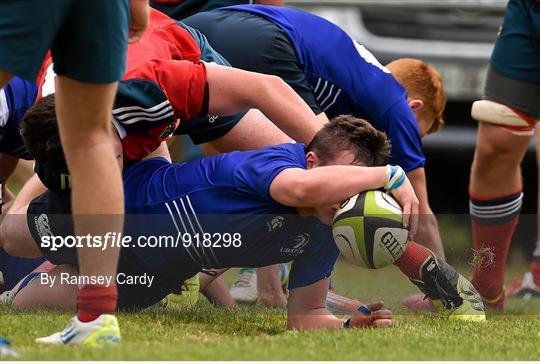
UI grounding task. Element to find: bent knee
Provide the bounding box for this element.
[475,123,531,162]
[474,144,523,176]
[475,135,515,160]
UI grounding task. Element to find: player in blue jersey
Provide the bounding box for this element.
[3,113,406,330]
[0,98,485,329]
[181,5,448,305]
[0,77,38,207]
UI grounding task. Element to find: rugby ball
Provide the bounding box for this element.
[332,190,409,269]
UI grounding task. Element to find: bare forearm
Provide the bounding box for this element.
[275,166,387,207]
[256,76,323,144]
[8,174,47,215]
[206,65,323,144]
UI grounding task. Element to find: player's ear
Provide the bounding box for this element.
[306,151,318,169]
[408,99,424,112]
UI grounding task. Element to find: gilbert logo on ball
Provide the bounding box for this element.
[332,190,409,269]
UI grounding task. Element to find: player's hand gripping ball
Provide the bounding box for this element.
[332,190,409,269]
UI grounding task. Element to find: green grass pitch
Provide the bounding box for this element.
[2,260,540,360]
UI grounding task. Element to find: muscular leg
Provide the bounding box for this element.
[470,122,531,196]
[55,77,123,280]
[469,121,532,306]
[55,77,123,320]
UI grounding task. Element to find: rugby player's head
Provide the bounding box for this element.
[386,58,446,136]
[304,116,390,225]
[21,94,123,176]
[306,115,390,168]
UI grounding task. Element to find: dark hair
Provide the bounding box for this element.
[306,115,390,166]
[20,94,68,173]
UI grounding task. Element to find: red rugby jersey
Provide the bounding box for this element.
[36,9,208,161]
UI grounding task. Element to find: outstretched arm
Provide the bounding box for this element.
[133,60,326,144]
[5,174,46,215]
[287,278,392,330]
[270,165,419,235]
[205,63,324,144]
[270,166,387,207]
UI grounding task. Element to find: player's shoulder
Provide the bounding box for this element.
[356,61,408,119]
[122,157,176,203]
[226,4,314,20]
[262,142,307,158]
[124,157,171,179]
[113,78,178,161]
[227,4,336,34]
[228,143,307,168]
[384,96,420,129]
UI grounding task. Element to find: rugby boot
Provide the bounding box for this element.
[409,253,486,321]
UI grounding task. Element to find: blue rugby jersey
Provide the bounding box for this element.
[222,5,425,172]
[123,143,339,289]
[0,77,37,160]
